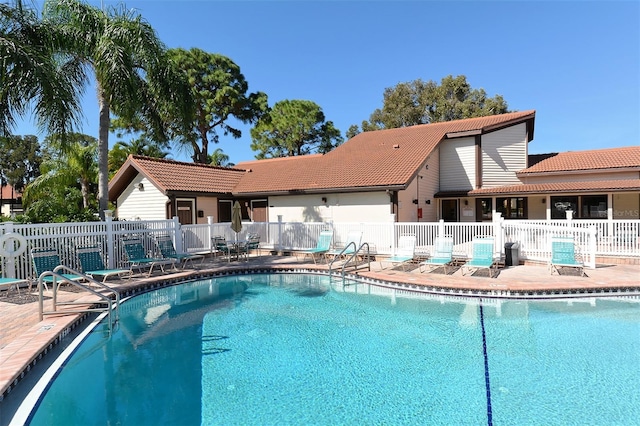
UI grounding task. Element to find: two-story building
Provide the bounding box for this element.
[108,110,640,224]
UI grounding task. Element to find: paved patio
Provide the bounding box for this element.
[1,252,639,408]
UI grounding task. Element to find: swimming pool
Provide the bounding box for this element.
[15,273,640,425]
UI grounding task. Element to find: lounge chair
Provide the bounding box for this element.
[419,236,454,274]
[549,236,585,276]
[382,235,416,271]
[76,245,131,282]
[293,230,333,264]
[31,248,84,290]
[156,235,204,269]
[461,237,497,278]
[325,230,363,262]
[122,238,174,276]
[0,277,31,296]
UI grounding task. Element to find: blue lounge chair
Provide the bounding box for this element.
[382,235,416,271]
[420,236,454,274]
[461,237,497,278]
[156,235,204,269]
[294,230,333,264]
[325,230,362,262]
[31,248,84,290]
[122,238,174,276]
[549,236,584,276]
[76,245,131,282]
[0,277,31,296]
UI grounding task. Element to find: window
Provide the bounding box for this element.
[550,196,578,219]
[581,195,607,218]
[496,197,527,219]
[476,198,492,221]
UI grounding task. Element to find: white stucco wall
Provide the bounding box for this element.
[268,192,394,223]
[116,176,169,220]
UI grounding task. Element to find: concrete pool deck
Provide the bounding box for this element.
[1,252,639,403]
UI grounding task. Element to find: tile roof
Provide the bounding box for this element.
[108,155,246,199]
[233,110,536,194]
[519,146,640,174]
[468,179,640,195]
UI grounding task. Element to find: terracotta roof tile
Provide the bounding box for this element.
[234,110,536,194]
[519,146,640,174]
[109,156,245,198]
[469,180,640,195]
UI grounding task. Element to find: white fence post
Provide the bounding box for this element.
[105,210,115,269]
[277,215,283,253]
[207,216,214,252]
[438,219,445,238]
[4,221,16,278]
[587,226,597,269]
[493,212,503,254]
[173,216,183,253]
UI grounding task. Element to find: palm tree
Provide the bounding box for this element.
[109,137,169,176]
[208,148,234,167]
[41,0,192,218]
[0,0,82,137]
[24,132,98,210]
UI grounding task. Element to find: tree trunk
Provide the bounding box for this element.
[97,87,110,219]
[80,179,90,209]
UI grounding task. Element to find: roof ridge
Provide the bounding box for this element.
[131,155,246,172]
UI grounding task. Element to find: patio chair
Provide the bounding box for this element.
[325,230,362,262]
[419,236,454,274]
[76,245,131,282]
[549,236,585,276]
[0,277,31,296]
[155,235,204,269]
[461,236,497,278]
[31,248,84,291]
[293,230,333,264]
[211,236,249,262]
[122,238,174,276]
[245,233,261,257]
[382,235,416,271]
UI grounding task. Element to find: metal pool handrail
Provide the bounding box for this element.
[38,265,120,333]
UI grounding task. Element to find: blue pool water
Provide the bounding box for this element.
[24,274,640,425]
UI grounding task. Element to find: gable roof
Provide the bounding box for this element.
[108,155,246,200]
[233,110,536,195]
[519,146,640,174]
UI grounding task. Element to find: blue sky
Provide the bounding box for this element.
[16,0,640,164]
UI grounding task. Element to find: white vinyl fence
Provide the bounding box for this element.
[1,214,638,282]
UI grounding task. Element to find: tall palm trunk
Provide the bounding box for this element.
[97,87,110,219]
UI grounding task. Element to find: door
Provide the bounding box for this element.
[441,199,459,222]
[176,199,195,225]
[251,200,268,222]
[218,200,232,223]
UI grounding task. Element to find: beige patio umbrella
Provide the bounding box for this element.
[231,201,243,243]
